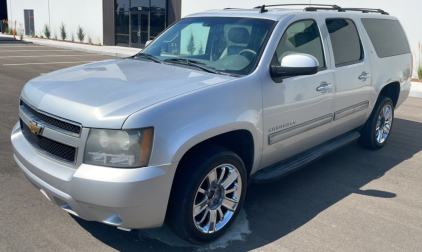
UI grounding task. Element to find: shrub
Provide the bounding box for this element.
[76,25,85,43]
[43,24,51,39]
[59,22,67,41]
[418,67,422,80]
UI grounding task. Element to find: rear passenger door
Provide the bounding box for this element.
[318,14,372,137]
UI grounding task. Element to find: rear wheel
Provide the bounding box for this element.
[359,96,394,149]
[166,146,247,244]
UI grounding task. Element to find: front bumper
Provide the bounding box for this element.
[11,122,177,229]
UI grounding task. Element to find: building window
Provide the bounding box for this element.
[115,0,167,48]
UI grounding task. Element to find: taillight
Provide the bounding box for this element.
[411,54,414,78]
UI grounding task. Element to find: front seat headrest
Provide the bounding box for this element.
[228,27,250,44]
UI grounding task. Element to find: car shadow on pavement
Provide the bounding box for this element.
[72,118,422,251]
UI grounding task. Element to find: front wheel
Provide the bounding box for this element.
[359,96,394,149]
[166,146,247,244]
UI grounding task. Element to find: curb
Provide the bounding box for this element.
[22,37,140,58]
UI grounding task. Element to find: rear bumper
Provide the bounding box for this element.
[11,122,177,229]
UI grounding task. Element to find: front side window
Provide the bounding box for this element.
[142,17,275,76]
[326,19,364,67]
[273,19,326,69]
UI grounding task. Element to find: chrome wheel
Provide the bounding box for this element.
[192,164,242,234]
[375,104,393,144]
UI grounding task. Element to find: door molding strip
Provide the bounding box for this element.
[269,114,333,145]
[334,101,369,121]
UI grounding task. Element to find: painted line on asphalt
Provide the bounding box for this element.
[0,45,43,47]
[0,50,70,52]
[3,61,94,66]
[0,55,96,58]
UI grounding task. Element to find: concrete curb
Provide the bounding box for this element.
[23,37,141,57]
[410,82,422,99]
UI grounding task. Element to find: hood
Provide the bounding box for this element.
[21,59,234,129]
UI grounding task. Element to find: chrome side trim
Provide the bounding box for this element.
[20,98,82,138]
[269,114,333,145]
[334,101,369,121]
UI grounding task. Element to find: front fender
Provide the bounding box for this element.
[122,73,264,173]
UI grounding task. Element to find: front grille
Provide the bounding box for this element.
[20,100,81,135]
[20,120,77,163]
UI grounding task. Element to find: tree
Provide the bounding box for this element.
[43,24,51,39]
[186,31,196,55]
[77,25,85,43]
[59,22,67,41]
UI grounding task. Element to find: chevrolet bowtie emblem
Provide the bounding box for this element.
[28,122,43,135]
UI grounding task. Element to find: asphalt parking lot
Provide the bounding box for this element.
[1,41,422,252]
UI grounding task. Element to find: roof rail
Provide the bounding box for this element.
[254,4,389,15]
[338,8,389,15]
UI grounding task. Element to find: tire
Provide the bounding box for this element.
[359,96,394,149]
[166,146,247,244]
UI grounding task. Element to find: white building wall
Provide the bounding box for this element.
[7,0,103,44]
[182,0,422,75]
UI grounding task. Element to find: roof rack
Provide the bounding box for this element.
[254,4,389,15]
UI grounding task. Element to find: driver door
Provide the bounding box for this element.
[260,17,335,168]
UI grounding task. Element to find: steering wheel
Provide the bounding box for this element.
[238,49,257,61]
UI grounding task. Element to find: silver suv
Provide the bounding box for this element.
[11,4,412,244]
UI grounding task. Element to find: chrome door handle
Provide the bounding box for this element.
[316,82,333,93]
[358,72,371,81]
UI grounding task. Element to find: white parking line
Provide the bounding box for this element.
[0,55,93,58]
[0,50,70,52]
[3,61,94,66]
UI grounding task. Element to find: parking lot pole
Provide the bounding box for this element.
[14,21,16,38]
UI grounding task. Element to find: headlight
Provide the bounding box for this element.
[83,128,153,168]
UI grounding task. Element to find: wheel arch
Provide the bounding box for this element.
[172,124,259,180]
[377,81,400,108]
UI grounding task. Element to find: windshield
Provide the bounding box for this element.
[142,17,275,76]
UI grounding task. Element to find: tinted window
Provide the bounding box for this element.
[116,0,130,11]
[326,19,363,67]
[274,20,326,69]
[361,19,410,58]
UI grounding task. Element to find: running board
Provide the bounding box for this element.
[253,131,360,184]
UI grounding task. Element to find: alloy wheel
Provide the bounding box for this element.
[192,164,242,234]
[375,104,393,144]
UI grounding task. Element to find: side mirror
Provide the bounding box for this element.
[145,40,153,47]
[270,53,319,78]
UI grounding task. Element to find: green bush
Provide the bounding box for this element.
[418,67,422,80]
[43,24,51,39]
[76,25,85,43]
[59,22,67,41]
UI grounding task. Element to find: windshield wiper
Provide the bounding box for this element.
[164,58,219,74]
[133,53,162,63]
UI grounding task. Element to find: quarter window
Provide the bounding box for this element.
[361,19,410,58]
[326,19,363,67]
[274,20,326,69]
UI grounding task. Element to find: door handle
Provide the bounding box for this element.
[358,72,371,81]
[316,82,333,93]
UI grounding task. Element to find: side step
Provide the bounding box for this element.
[253,131,360,184]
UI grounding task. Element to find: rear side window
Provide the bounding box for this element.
[326,19,364,67]
[361,19,410,58]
